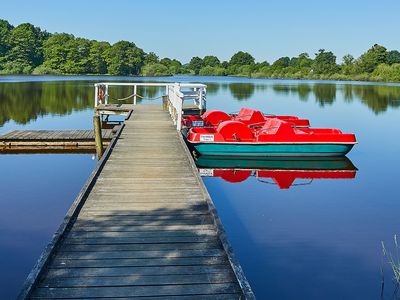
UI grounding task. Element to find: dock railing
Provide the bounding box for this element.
[94,82,207,130]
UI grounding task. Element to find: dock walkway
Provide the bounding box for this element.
[21,104,254,299]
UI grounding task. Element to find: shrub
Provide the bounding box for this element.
[141,63,171,76]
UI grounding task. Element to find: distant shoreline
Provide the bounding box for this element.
[1,74,400,86]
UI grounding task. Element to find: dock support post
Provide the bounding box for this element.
[162,95,168,111]
[133,85,137,105]
[93,114,104,159]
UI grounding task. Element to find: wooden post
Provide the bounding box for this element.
[162,95,168,111]
[93,114,103,159]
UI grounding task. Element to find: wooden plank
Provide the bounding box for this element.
[45,265,233,278]
[32,294,241,300]
[57,248,224,259]
[61,242,221,252]
[78,208,210,216]
[67,229,217,239]
[31,283,241,298]
[56,249,224,260]
[0,130,112,142]
[51,256,228,268]
[63,236,220,245]
[70,224,215,232]
[73,218,213,227]
[40,273,236,288]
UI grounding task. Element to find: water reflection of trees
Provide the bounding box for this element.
[0,82,93,126]
[313,84,336,106]
[0,83,173,126]
[234,82,400,113]
[228,83,255,101]
[352,85,400,114]
[205,83,220,95]
[1,81,400,126]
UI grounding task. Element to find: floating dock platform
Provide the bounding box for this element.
[0,130,114,152]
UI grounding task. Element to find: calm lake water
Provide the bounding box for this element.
[1,75,400,299]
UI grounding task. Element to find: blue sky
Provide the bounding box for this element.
[1,0,399,63]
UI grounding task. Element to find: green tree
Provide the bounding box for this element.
[88,41,110,74]
[373,63,400,82]
[160,58,172,66]
[203,55,220,67]
[63,37,92,74]
[272,57,290,69]
[199,66,226,76]
[221,61,229,68]
[0,19,13,58]
[257,61,270,68]
[104,41,145,75]
[141,63,171,76]
[343,54,354,66]
[387,50,400,65]
[188,56,204,75]
[313,49,338,74]
[168,59,182,74]
[42,33,74,73]
[3,23,48,73]
[229,51,255,66]
[290,53,312,68]
[158,57,182,74]
[357,44,388,73]
[341,54,355,75]
[42,34,95,74]
[144,52,159,65]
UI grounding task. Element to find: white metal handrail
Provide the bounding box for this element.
[94,82,207,131]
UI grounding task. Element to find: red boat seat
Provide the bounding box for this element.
[235,108,265,126]
[202,110,231,126]
[259,118,295,135]
[216,121,254,142]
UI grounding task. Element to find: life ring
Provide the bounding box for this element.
[97,84,106,102]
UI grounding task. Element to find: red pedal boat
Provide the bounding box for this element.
[183,107,310,128]
[185,116,357,157]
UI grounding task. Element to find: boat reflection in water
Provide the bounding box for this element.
[195,156,357,189]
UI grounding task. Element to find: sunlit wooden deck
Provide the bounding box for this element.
[19,104,254,299]
[0,129,114,151]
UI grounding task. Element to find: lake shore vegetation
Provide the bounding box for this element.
[1,19,400,82]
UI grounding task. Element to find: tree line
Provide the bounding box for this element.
[1,19,400,82]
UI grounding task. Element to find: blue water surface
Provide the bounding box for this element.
[1,75,400,299]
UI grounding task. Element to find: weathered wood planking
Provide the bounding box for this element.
[0,129,114,141]
[19,104,254,299]
[0,129,114,151]
[95,103,134,116]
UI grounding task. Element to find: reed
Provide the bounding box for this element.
[381,235,400,284]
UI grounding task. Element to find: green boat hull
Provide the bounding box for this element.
[190,142,354,157]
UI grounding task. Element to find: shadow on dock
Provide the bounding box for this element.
[30,206,245,299]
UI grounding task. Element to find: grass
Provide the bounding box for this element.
[382,235,400,284]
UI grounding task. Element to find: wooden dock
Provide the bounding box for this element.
[19,104,254,299]
[0,129,114,151]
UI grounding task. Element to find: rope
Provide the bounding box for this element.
[109,93,166,101]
